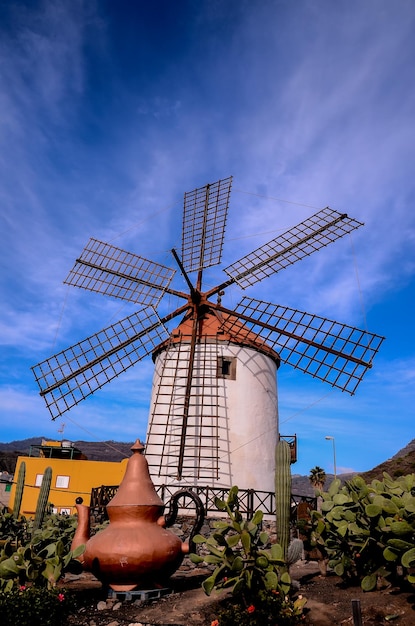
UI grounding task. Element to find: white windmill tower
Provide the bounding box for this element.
[32,176,384,493]
[145,301,281,491]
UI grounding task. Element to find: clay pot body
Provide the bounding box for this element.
[83,503,186,591]
[72,440,188,591]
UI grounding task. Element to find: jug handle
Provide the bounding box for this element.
[164,488,205,553]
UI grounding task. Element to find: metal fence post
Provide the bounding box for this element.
[352,599,363,626]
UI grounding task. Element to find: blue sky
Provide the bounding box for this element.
[1,0,414,477]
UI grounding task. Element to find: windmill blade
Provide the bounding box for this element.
[64,238,178,307]
[222,208,363,290]
[182,176,232,273]
[176,312,200,479]
[220,297,385,395]
[32,307,170,420]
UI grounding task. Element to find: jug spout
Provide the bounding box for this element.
[71,497,90,562]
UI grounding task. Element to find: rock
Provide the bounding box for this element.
[112,602,122,610]
[62,573,82,581]
[97,600,107,610]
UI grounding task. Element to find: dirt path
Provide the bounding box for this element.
[64,561,415,625]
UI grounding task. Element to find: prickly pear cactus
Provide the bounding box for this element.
[275,439,292,559]
[308,472,415,590]
[33,466,52,533]
[190,486,296,604]
[12,461,26,519]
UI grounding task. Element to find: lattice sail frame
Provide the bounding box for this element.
[145,336,223,481]
[220,297,384,395]
[64,238,176,307]
[223,207,363,288]
[182,176,232,273]
[32,307,169,420]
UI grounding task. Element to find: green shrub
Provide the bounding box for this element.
[0,511,30,546]
[0,585,77,626]
[213,588,306,626]
[0,512,84,591]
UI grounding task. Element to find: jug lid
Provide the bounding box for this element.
[108,439,164,507]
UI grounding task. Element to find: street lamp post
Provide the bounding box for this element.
[325,436,337,479]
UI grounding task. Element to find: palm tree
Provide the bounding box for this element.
[309,466,326,511]
[309,466,326,491]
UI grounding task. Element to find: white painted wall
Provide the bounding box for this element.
[145,341,279,493]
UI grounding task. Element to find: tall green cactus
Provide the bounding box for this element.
[275,439,292,559]
[12,461,26,519]
[33,466,52,533]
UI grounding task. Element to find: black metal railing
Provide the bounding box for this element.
[90,484,316,523]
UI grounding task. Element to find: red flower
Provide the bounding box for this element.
[211,620,219,626]
[19,585,26,592]
[247,604,255,613]
[57,593,65,602]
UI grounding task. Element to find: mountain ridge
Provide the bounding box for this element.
[1,437,414,495]
[0,438,133,474]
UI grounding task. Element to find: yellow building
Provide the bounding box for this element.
[9,440,128,517]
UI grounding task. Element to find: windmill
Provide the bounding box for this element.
[32,176,384,492]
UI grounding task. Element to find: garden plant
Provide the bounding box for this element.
[301,473,415,591]
[0,509,84,626]
[190,486,306,625]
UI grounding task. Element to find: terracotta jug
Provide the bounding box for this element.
[71,440,204,591]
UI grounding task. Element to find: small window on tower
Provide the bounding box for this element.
[217,356,237,380]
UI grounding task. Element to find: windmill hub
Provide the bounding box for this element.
[189,288,203,307]
[187,292,213,317]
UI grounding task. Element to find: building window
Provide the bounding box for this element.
[35,474,43,487]
[60,508,71,515]
[217,356,237,380]
[56,475,70,489]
